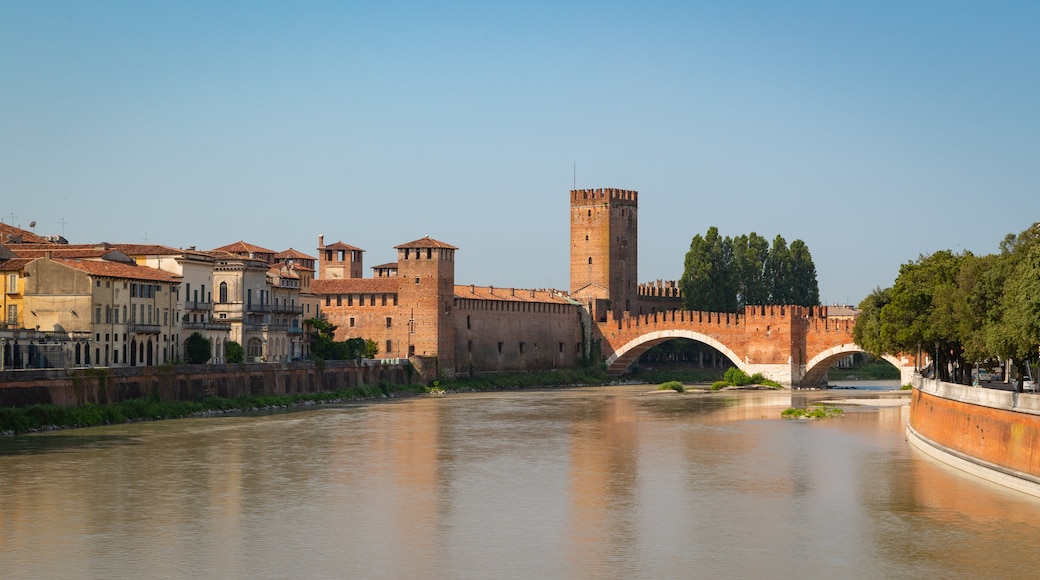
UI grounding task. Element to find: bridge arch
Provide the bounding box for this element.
[604,330,747,376]
[803,344,909,387]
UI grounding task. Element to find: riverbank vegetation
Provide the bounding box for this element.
[0,382,425,436]
[657,381,685,392]
[781,404,844,419]
[711,367,783,390]
[428,368,612,393]
[854,222,1040,385]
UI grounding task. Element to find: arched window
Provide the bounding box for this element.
[219,281,228,303]
[588,257,593,264]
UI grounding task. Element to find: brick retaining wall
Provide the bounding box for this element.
[0,361,413,408]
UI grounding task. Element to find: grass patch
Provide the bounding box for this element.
[432,368,610,393]
[708,368,783,389]
[657,381,684,393]
[781,404,844,420]
[0,382,426,435]
[628,367,725,385]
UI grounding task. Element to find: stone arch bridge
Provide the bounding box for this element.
[595,305,916,388]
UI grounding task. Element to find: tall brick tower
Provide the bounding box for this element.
[570,188,638,321]
[395,236,457,378]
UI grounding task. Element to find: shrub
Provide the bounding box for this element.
[658,381,684,392]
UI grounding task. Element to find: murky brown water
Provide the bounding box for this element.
[3,385,1040,579]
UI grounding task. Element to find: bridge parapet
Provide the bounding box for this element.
[596,304,865,387]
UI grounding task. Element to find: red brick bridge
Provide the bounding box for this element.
[595,305,915,388]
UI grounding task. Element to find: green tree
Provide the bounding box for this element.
[1001,242,1040,370]
[363,338,380,359]
[184,332,212,364]
[680,227,736,312]
[225,341,244,363]
[732,233,769,309]
[788,239,820,307]
[880,250,966,382]
[765,235,791,304]
[853,287,892,359]
[681,228,819,312]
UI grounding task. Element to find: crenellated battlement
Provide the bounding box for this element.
[637,279,681,298]
[570,188,638,207]
[604,308,741,330]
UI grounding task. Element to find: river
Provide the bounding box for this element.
[3,383,1040,579]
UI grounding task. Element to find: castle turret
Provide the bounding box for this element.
[317,236,364,279]
[395,236,457,377]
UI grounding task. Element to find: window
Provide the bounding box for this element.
[7,273,16,292]
[408,345,415,356]
[349,317,355,327]
[468,340,472,353]
[519,342,525,354]
[415,277,420,285]
[381,294,387,306]
[386,340,392,353]
[220,282,228,303]
[559,342,564,353]
[393,295,398,306]
[466,315,471,329]
[95,306,102,323]
[336,295,342,306]
[386,317,392,328]
[6,304,16,325]
[497,342,503,354]
[96,280,101,288]
[325,295,330,306]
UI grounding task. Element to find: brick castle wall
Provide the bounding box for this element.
[454,293,583,375]
[0,360,412,408]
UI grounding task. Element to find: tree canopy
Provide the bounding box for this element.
[680,228,820,312]
[184,332,212,364]
[306,318,378,361]
[853,222,1040,384]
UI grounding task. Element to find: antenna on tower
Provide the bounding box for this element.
[573,162,576,190]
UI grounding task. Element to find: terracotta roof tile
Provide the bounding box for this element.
[0,223,51,244]
[51,258,181,283]
[313,278,400,294]
[274,248,316,260]
[394,236,457,250]
[371,262,399,270]
[321,241,364,251]
[0,258,33,271]
[211,241,276,255]
[454,285,573,304]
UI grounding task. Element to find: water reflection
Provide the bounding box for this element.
[3,386,1040,578]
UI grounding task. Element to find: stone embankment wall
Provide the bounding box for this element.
[908,376,1040,497]
[0,360,413,408]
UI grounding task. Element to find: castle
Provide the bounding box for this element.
[314,188,681,379]
[1,188,681,377]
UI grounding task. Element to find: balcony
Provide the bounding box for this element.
[214,301,303,316]
[181,321,232,332]
[129,323,161,334]
[248,303,304,315]
[244,323,290,332]
[183,300,213,312]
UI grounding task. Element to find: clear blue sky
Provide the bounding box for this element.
[3,1,1037,306]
